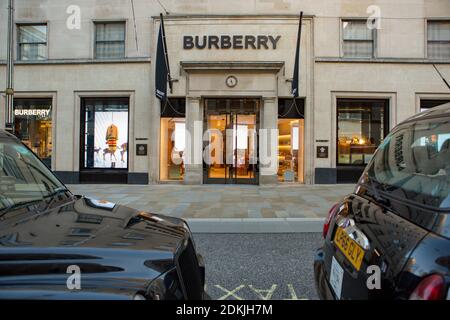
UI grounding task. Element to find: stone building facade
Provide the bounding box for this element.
[1,0,449,185]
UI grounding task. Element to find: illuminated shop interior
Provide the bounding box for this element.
[277,118,304,183]
[160,118,186,180]
[277,99,305,183]
[13,98,52,168]
[160,98,186,181]
[206,114,257,180]
[337,99,388,166]
[203,99,259,184]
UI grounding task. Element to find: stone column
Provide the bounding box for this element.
[259,97,278,184]
[184,96,203,185]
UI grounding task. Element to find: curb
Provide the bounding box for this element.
[186,218,325,233]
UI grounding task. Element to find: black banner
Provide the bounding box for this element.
[291,12,303,97]
[155,15,170,101]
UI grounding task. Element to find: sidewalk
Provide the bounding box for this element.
[67,184,355,233]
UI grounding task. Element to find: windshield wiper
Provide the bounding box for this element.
[0,198,46,218]
[0,187,71,218]
[43,187,69,199]
[39,187,72,213]
[364,176,391,207]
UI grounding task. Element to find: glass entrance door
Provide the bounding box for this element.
[204,99,259,184]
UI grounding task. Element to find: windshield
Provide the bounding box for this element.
[365,117,450,210]
[0,136,66,212]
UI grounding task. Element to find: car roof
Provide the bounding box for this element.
[403,102,450,124]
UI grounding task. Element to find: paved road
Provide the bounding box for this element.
[193,233,323,300]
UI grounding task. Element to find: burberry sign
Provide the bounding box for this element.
[183,35,282,50]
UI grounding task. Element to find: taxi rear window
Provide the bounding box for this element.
[366,118,450,210]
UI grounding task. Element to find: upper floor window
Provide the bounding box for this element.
[95,22,126,59]
[17,24,47,60]
[342,20,375,58]
[427,21,450,59]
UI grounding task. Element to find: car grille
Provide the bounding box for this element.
[176,239,203,300]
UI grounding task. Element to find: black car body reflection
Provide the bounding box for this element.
[315,103,450,300]
[0,130,205,300]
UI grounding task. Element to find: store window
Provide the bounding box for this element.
[337,99,389,166]
[13,98,52,168]
[420,99,450,112]
[278,98,305,183]
[160,99,186,181]
[17,24,47,61]
[81,98,129,170]
[95,22,126,59]
[342,20,375,58]
[427,21,450,59]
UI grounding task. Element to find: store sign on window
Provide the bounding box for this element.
[14,109,51,118]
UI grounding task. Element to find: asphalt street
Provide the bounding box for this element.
[193,233,323,300]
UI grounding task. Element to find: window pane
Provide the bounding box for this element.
[420,99,450,111]
[13,98,52,168]
[19,43,47,60]
[343,40,373,58]
[96,23,125,41]
[82,98,129,169]
[95,42,125,59]
[277,118,305,182]
[428,42,450,59]
[337,100,387,165]
[428,21,450,41]
[160,118,185,181]
[19,25,47,43]
[343,21,373,40]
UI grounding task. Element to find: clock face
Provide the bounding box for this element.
[225,75,238,88]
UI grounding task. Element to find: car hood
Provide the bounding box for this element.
[0,196,189,299]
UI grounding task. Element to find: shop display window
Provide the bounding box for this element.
[81,98,129,170]
[277,119,304,182]
[160,98,186,181]
[13,98,52,168]
[160,118,185,180]
[277,99,305,183]
[337,99,388,166]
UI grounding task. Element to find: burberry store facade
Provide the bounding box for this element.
[154,16,313,185]
[1,1,450,185]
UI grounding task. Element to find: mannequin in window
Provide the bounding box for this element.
[105,123,118,165]
[120,142,127,163]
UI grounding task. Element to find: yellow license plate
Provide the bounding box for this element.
[334,227,365,271]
